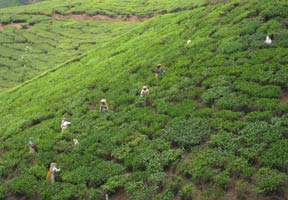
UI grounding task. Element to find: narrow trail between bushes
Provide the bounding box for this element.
[109,189,129,200]
[0,23,29,31]
[52,13,151,22]
[0,23,32,32]
[0,13,149,32]
[280,91,288,104]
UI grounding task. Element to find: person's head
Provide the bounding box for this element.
[51,162,56,167]
[29,137,33,140]
[143,86,148,91]
[101,99,106,105]
[156,64,161,68]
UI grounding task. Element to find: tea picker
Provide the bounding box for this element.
[264,35,272,44]
[140,86,149,97]
[46,162,61,184]
[28,137,38,154]
[100,99,109,113]
[73,138,79,146]
[61,119,71,131]
[155,64,164,80]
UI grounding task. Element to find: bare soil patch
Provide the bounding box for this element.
[280,91,288,104]
[109,188,128,200]
[52,13,150,22]
[0,23,33,32]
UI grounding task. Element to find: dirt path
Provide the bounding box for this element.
[280,92,288,104]
[109,189,128,200]
[0,23,32,32]
[0,13,150,32]
[52,13,150,22]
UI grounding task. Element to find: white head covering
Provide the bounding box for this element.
[265,35,272,44]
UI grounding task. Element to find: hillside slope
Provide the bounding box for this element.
[0,0,204,15]
[1,0,288,199]
[0,0,205,92]
[0,0,42,8]
[0,15,137,92]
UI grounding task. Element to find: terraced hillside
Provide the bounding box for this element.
[0,13,138,92]
[0,0,206,92]
[1,0,288,200]
[0,0,42,8]
[0,0,205,16]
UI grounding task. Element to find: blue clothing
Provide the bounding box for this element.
[29,140,34,146]
[101,105,108,112]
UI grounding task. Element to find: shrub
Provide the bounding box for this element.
[213,110,243,121]
[260,5,288,21]
[213,171,230,189]
[0,184,4,200]
[166,175,183,195]
[260,140,288,171]
[8,175,38,196]
[165,117,212,148]
[102,174,130,193]
[165,100,197,117]
[179,183,196,200]
[226,158,255,179]
[215,93,251,112]
[234,81,281,98]
[183,152,216,184]
[252,98,280,111]
[235,181,256,200]
[28,165,47,180]
[40,183,84,200]
[244,111,273,121]
[209,131,235,151]
[201,86,231,105]
[255,167,287,194]
[154,192,174,200]
[126,181,159,200]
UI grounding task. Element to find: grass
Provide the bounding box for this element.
[1,0,288,199]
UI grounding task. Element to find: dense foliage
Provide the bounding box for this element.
[0,0,42,8]
[0,13,137,92]
[1,0,288,199]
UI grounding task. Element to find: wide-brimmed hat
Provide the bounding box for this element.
[143,86,148,89]
[101,99,106,103]
[156,64,161,67]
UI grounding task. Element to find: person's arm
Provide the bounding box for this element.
[106,105,109,112]
[53,166,61,172]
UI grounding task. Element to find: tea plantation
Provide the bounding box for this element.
[0,0,206,92]
[0,13,138,92]
[1,0,288,199]
[0,0,42,8]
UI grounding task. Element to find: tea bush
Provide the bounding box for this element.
[213,171,230,189]
[165,117,211,148]
[1,0,288,199]
[260,140,288,171]
[179,183,196,200]
[0,185,4,200]
[8,175,38,196]
[255,167,287,194]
